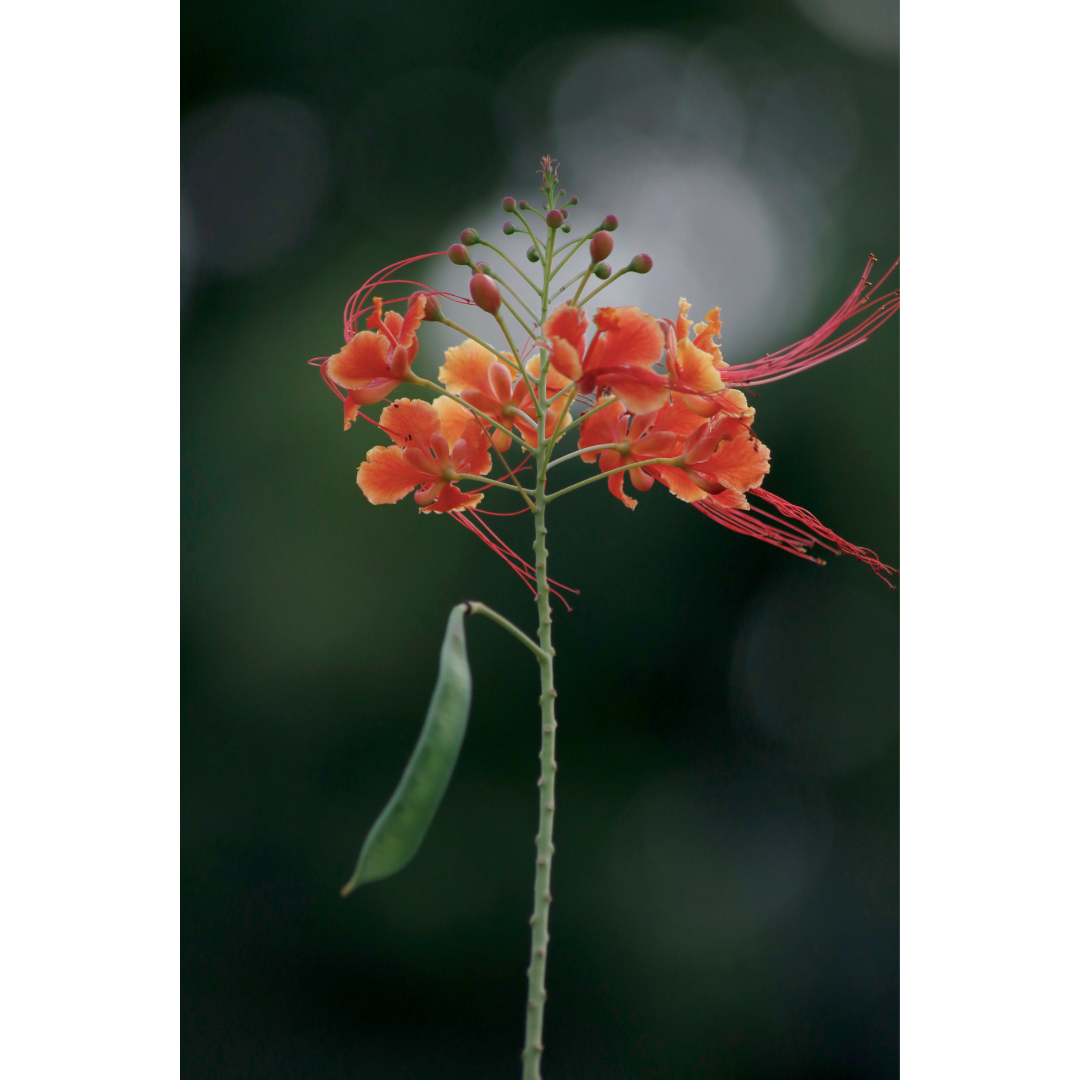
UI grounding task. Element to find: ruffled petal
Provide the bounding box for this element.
[378,398,442,450]
[578,397,623,463]
[652,464,709,504]
[432,396,472,446]
[591,306,664,368]
[696,433,771,493]
[548,337,583,381]
[607,469,637,509]
[421,484,484,514]
[343,381,401,430]
[326,332,391,389]
[600,368,672,414]
[357,445,432,504]
[439,339,497,396]
[653,394,710,440]
[543,303,590,356]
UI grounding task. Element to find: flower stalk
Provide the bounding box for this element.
[315,154,898,1080]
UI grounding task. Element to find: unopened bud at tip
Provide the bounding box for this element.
[526,246,540,263]
[448,243,470,266]
[545,209,565,228]
[589,231,614,262]
[629,253,653,274]
[568,196,579,206]
[594,262,612,280]
[503,221,516,236]
[602,214,618,230]
[460,227,480,246]
[469,272,502,314]
[560,222,571,233]
[502,196,516,212]
[518,199,529,210]
[475,261,491,274]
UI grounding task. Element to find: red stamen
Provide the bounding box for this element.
[723,256,899,387]
[749,487,897,585]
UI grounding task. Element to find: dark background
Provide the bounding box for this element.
[182,1,898,1076]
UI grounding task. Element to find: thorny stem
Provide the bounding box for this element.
[521,185,559,1080]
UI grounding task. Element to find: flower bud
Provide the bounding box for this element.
[503,221,516,236]
[448,244,470,266]
[560,223,571,233]
[568,196,579,206]
[469,272,502,314]
[518,200,529,210]
[409,290,442,321]
[460,228,480,246]
[593,262,612,280]
[545,209,564,228]
[502,196,516,212]
[602,214,618,231]
[526,246,540,263]
[388,344,412,378]
[476,261,491,274]
[629,253,653,274]
[557,189,566,197]
[589,231,614,262]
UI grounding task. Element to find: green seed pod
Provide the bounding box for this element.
[341,605,473,893]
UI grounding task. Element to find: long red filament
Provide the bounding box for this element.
[723,256,899,387]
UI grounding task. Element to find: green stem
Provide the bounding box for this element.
[521,184,558,1080]
[464,601,548,660]
[546,454,681,502]
[577,266,631,307]
[523,482,557,1080]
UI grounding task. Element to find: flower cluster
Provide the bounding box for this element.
[311,159,898,585]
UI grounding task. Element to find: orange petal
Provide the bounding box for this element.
[457,421,494,476]
[591,306,664,368]
[652,464,709,504]
[675,298,693,342]
[432,396,472,445]
[439,339,496,395]
[343,381,400,430]
[357,445,431,504]
[543,303,590,355]
[578,397,623,463]
[602,368,671,414]
[692,307,725,367]
[675,338,723,393]
[421,485,484,514]
[696,433,771,493]
[326,331,390,389]
[653,394,707,440]
[607,469,637,509]
[548,337,583,381]
[706,488,749,511]
[378,398,442,450]
[525,356,572,395]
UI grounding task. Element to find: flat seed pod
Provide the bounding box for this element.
[341,604,473,894]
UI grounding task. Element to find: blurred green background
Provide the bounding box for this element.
[182,1,898,1076]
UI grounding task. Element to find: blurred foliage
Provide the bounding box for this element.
[182,0,898,1076]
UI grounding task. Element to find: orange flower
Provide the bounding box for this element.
[663,298,756,421]
[438,340,571,452]
[325,295,427,430]
[357,397,493,513]
[577,398,679,509]
[545,303,670,414]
